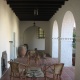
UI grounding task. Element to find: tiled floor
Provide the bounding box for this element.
[1,57,75,80]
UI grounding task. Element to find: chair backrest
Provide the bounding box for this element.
[30,51,35,55]
[54,63,64,75]
[27,54,30,58]
[10,61,19,73]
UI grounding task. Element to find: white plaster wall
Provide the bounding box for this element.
[0,0,19,78]
[24,26,45,50]
[19,21,50,53]
[49,0,80,79]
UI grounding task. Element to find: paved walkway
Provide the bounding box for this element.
[1,57,75,80]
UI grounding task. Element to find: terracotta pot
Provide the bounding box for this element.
[18,47,27,57]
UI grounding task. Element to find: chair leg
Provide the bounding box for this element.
[13,73,14,80]
[45,77,47,80]
[10,72,12,80]
[10,76,11,80]
[44,72,47,80]
[53,74,55,80]
[19,74,22,80]
[12,73,14,80]
[25,77,26,80]
[28,60,30,65]
[59,76,61,80]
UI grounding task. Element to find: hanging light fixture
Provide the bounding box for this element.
[33,21,36,26]
[34,9,38,16]
[32,9,38,26]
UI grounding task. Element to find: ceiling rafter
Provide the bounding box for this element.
[7,0,68,21]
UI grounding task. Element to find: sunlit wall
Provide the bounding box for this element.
[0,0,19,77]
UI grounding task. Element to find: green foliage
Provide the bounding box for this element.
[73,33,76,48]
[73,43,76,48]
[73,33,76,37]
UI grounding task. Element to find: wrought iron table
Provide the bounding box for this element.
[25,67,44,80]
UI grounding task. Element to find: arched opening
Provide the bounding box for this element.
[23,26,45,50]
[61,11,76,66]
[52,20,58,58]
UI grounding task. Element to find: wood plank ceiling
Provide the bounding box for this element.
[7,0,68,21]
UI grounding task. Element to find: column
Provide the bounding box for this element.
[75,36,80,80]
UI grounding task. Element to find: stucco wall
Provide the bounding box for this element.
[0,0,19,77]
[49,0,80,79]
[19,21,50,53]
[24,26,45,50]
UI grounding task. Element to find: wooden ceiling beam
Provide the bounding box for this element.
[10,5,62,8]
[12,9,56,11]
[7,1,65,4]
[19,18,49,21]
[11,3,61,6]
[6,0,68,21]
[7,0,68,1]
[17,14,53,16]
[7,0,67,2]
[19,17,50,19]
[11,7,60,10]
[11,7,58,10]
[9,4,63,6]
[12,11,57,14]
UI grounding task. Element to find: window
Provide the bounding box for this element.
[38,27,45,39]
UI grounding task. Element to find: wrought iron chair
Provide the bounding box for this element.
[35,54,40,65]
[44,63,64,80]
[8,60,28,80]
[27,54,31,65]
